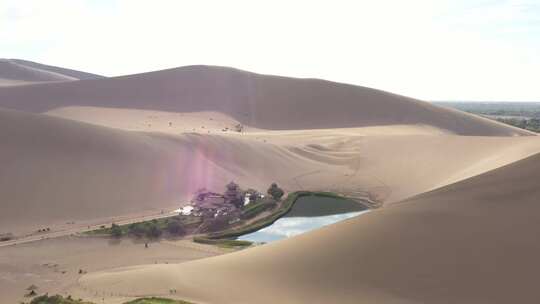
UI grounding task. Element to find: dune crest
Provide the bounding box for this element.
[0,65,533,135]
[0,58,103,86]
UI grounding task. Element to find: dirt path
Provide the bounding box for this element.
[0,209,181,248]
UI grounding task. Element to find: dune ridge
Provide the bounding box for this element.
[0,59,103,86]
[0,65,532,135]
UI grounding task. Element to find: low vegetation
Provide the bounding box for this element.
[240,199,277,220]
[308,191,345,199]
[86,215,201,239]
[193,237,252,248]
[24,294,194,304]
[123,297,194,304]
[26,294,94,304]
[494,117,540,132]
[435,101,540,133]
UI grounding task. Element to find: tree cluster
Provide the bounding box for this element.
[496,117,540,133]
[124,217,186,239]
[128,221,162,239]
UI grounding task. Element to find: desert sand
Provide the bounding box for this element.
[0,65,532,135]
[0,236,225,304]
[2,63,540,303]
[79,152,540,304]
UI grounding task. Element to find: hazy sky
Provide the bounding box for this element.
[2,0,539,101]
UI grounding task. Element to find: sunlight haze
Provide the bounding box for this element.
[2,0,539,101]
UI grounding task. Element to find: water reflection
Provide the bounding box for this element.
[239,210,368,242]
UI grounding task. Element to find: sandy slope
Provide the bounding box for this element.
[79,151,540,304]
[3,105,540,236]
[0,108,187,233]
[0,236,224,304]
[276,133,540,203]
[3,64,540,303]
[8,59,103,80]
[0,59,102,86]
[0,65,532,135]
[0,108,322,234]
[0,65,536,231]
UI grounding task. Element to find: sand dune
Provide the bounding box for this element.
[0,65,532,135]
[0,108,323,234]
[0,59,102,86]
[1,65,536,233]
[3,105,539,235]
[278,133,540,203]
[0,236,224,304]
[0,108,190,233]
[80,151,540,304]
[7,59,103,80]
[3,63,540,304]
[2,105,540,235]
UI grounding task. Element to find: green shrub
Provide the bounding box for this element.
[30,294,94,304]
[28,294,192,304]
[241,200,277,219]
[146,224,162,239]
[166,219,185,236]
[193,237,252,248]
[267,183,284,200]
[200,216,232,233]
[128,222,146,237]
[123,297,194,303]
[111,223,122,238]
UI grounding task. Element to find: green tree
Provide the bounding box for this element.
[267,183,284,200]
[224,181,242,207]
[202,216,231,233]
[146,223,162,239]
[110,223,122,238]
[166,219,185,236]
[128,223,145,237]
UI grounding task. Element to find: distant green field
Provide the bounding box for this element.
[434,101,540,132]
[434,101,540,117]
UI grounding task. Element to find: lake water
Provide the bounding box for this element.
[238,195,369,243]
